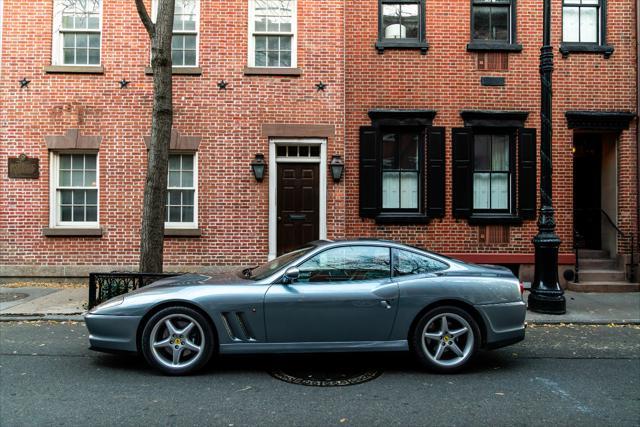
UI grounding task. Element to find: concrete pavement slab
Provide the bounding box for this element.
[0,287,86,316]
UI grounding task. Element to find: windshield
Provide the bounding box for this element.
[246,246,314,280]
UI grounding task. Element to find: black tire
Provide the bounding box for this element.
[411,306,480,374]
[141,306,215,375]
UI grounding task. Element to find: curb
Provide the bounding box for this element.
[0,314,85,322]
[526,319,640,325]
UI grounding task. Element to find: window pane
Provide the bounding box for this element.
[474,135,491,170]
[85,170,97,187]
[169,206,181,222]
[63,48,75,64]
[473,173,490,209]
[382,172,400,209]
[394,249,447,276]
[86,206,97,222]
[298,246,390,283]
[267,36,279,50]
[73,189,85,205]
[167,190,179,206]
[72,155,84,169]
[88,34,100,49]
[172,35,183,50]
[61,205,72,222]
[182,190,194,206]
[280,36,291,51]
[491,173,509,209]
[182,171,193,188]
[169,171,181,187]
[86,190,97,205]
[492,135,509,170]
[85,155,96,170]
[255,51,266,66]
[382,133,397,169]
[184,50,196,66]
[255,36,267,50]
[580,7,598,43]
[276,146,286,157]
[181,155,194,170]
[63,34,75,48]
[255,16,267,31]
[563,7,580,42]
[71,171,84,186]
[400,172,418,209]
[280,51,291,67]
[60,171,71,186]
[60,190,73,205]
[398,133,418,170]
[185,35,197,49]
[60,155,72,169]
[73,206,85,222]
[169,155,181,170]
[76,48,87,64]
[382,4,403,39]
[401,4,419,39]
[267,51,279,66]
[182,206,194,222]
[491,6,509,41]
[473,6,491,40]
[172,50,184,66]
[287,145,297,156]
[310,146,320,157]
[87,15,99,29]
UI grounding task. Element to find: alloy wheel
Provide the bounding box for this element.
[421,312,474,368]
[149,313,205,370]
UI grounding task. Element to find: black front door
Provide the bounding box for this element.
[277,163,319,255]
[573,133,602,249]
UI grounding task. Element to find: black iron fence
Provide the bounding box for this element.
[88,272,180,309]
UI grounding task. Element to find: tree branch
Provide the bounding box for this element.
[135,0,155,37]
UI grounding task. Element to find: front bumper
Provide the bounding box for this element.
[85,313,142,353]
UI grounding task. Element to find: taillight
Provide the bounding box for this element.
[519,281,525,295]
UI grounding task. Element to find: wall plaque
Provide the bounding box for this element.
[8,154,39,179]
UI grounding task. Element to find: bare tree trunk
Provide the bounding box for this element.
[135,0,175,273]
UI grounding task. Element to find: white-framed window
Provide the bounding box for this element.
[562,0,601,44]
[166,153,198,228]
[50,152,99,227]
[248,0,297,68]
[52,0,102,66]
[152,0,200,67]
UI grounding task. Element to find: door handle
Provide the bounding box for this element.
[380,300,392,309]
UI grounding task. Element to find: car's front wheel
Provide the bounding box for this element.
[141,306,215,375]
[412,306,480,373]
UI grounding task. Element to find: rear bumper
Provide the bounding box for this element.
[475,300,526,349]
[85,313,142,353]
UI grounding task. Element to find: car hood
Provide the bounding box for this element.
[144,271,251,289]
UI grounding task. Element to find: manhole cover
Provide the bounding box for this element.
[0,293,28,303]
[270,367,382,386]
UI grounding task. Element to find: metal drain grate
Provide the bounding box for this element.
[269,366,382,387]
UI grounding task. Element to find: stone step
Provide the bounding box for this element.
[578,258,619,270]
[578,269,626,282]
[577,249,611,259]
[567,281,640,292]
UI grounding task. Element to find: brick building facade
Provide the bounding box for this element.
[0,0,637,286]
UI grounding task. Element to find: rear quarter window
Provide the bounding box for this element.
[393,249,448,277]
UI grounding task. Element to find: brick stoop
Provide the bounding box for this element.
[569,249,640,292]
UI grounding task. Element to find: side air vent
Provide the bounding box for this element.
[221,312,256,342]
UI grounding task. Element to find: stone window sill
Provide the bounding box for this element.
[42,227,103,237]
[144,67,202,75]
[375,40,429,54]
[44,65,105,74]
[243,67,302,76]
[468,214,523,225]
[164,228,201,237]
[375,213,430,225]
[559,43,614,59]
[466,42,523,52]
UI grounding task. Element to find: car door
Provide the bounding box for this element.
[264,245,399,343]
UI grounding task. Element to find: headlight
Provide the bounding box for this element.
[90,296,124,312]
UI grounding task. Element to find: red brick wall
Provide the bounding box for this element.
[344,0,637,261]
[0,0,345,271]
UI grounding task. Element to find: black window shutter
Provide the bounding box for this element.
[426,127,445,218]
[359,126,379,218]
[518,128,537,220]
[452,128,473,218]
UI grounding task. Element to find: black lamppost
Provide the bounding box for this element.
[529,0,566,314]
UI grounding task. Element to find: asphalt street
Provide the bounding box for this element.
[1,322,639,427]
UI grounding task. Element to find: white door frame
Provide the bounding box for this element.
[268,138,327,260]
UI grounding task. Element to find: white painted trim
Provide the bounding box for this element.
[268,138,326,260]
[247,0,297,68]
[52,0,103,66]
[165,152,199,229]
[49,151,100,228]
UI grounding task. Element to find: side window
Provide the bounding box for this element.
[297,246,390,283]
[393,249,447,277]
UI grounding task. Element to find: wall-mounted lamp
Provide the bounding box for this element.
[330,155,344,183]
[251,153,266,182]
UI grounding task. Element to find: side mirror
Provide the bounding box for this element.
[283,267,300,284]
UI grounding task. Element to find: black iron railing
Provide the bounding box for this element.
[88,272,180,309]
[573,208,637,283]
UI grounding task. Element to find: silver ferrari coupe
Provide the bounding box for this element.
[86,239,526,375]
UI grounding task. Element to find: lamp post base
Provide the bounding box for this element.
[528,290,566,314]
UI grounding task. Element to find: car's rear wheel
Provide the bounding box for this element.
[412,306,480,373]
[141,306,214,375]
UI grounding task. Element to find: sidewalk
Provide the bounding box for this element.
[1,286,639,323]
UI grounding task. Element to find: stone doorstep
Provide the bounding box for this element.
[567,281,640,292]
